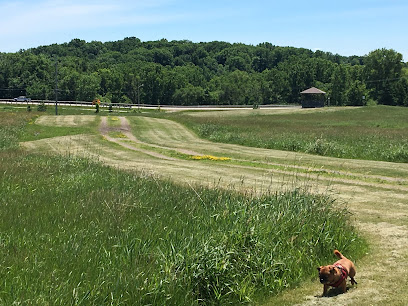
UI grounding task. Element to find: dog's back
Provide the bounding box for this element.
[333,249,357,284]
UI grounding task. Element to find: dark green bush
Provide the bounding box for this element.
[37,102,47,112]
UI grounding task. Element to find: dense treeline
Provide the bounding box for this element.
[0,37,407,106]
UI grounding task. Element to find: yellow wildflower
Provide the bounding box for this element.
[191,155,230,161]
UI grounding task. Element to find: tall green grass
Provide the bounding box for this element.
[0,111,34,150]
[171,106,408,163]
[0,111,366,304]
[0,152,364,304]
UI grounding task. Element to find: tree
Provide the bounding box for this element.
[347,80,368,106]
[261,68,290,104]
[225,56,250,71]
[58,68,79,101]
[26,82,53,100]
[279,58,315,103]
[124,73,142,104]
[365,48,403,105]
[152,48,174,66]
[98,68,124,102]
[218,70,252,105]
[173,85,205,105]
[330,65,350,106]
[2,38,407,107]
[140,63,164,105]
[391,78,408,106]
[252,47,274,72]
[77,73,101,101]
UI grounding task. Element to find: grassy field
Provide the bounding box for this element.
[0,107,366,304]
[2,105,408,305]
[169,106,408,163]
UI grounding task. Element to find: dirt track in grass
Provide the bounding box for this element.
[21,115,408,305]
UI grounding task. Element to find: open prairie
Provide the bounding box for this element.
[19,108,408,305]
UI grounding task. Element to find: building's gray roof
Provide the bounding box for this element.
[300,87,326,94]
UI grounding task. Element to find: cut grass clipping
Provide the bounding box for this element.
[0,152,365,304]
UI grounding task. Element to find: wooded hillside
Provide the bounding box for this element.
[0,37,407,106]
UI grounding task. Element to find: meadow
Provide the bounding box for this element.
[0,107,366,304]
[170,106,408,163]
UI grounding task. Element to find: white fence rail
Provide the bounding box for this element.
[0,99,298,110]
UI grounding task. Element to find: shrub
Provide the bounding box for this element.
[37,102,47,112]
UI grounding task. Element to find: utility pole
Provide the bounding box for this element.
[54,55,58,115]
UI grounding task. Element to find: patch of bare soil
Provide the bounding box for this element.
[21,115,408,305]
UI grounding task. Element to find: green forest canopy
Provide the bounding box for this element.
[0,37,407,106]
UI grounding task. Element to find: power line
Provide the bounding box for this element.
[365,76,408,83]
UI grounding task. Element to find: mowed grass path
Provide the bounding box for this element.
[21,113,408,305]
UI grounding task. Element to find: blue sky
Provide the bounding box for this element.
[1,0,407,61]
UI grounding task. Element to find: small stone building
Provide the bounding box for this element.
[300,87,326,108]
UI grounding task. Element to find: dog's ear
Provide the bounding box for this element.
[317,267,321,272]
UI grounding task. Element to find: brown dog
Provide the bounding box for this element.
[317,250,357,296]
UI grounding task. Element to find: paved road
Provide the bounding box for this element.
[0,99,300,111]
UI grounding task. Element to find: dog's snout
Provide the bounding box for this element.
[319,276,327,283]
